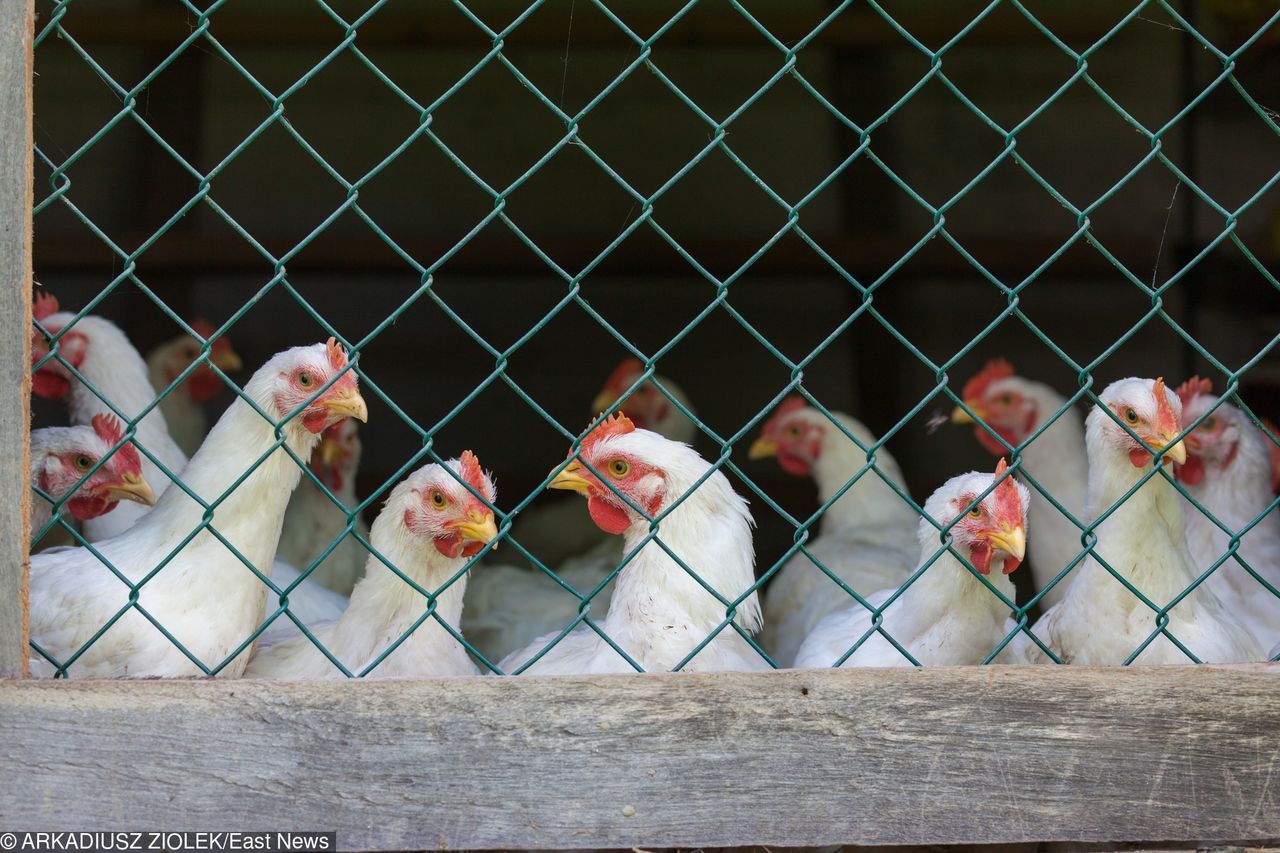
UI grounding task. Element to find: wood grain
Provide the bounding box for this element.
[0,0,33,679]
[1,666,1277,849]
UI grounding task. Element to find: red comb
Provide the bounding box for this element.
[90,413,125,446]
[1175,375,1213,408]
[580,411,636,453]
[761,395,807,438]
[993,457,1021,514]
[1153,377,1180,434]
[457,449,493,498]
[962,359,1015,402]
[602,357,643,393]
[191,319,233,354]
[326,337,348,371]
[33,291,60,322]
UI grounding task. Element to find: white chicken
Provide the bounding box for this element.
[951,359,1088,608]
[794,459,1029,668]
[463,358,697,663]
[247,451,498,678]
[505,357,697,566]
[32,292,191,540]
[747,396,918,667]
[1173,376,1280,650]
[30,414,156,542]
[277,419,372,595]
[1028,377,1263,664]
[498,413,766,674]
[146,320,244,457]
[28,339,368,678]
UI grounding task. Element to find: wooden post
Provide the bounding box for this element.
[0,0,33,679]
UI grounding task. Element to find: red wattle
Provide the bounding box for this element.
[433,533,462,558]
[185,369,224,402]
[1129,448,1153,468]
[968,541,992,575]
[974,426,1017,457]
[587,495,631,535]
[1176,454,1205,485]
[32,370,70,399]
[777,453,811,477]
[1002,555,1021,575]
[461,540,484,558]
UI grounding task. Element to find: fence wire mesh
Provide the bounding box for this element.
[26,0,1280,676]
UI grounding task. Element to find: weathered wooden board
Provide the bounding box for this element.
[1,666,1277,850]
[0,0,32,679]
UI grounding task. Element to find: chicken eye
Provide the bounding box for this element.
[73,454,93,472]
[787,424,804,437]
[999,394,1014,406]
[297,371,314,389]
[1201,416,1217,431]
[429,489,447,508]
[1124,408,1139,425]
[608,459,630,478]
[968,506,983,519]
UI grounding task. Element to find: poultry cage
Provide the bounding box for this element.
[3,0,1280,848]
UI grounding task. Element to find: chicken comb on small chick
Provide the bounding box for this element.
[457,449,495,502]
[90,413,142,470]
[1152,377,1180,434]
[961,358,1015,402]
[325,337,348,371]
[991,457,1024,529]
[579,411,636,455]
[33,291,60,322]
[602,357,643,393]
[1176,375,1213,409]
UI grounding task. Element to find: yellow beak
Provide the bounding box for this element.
[452,508,499,546]
[748,437,778,460]
[322,388,369,423]
[317,437,343,467]
[210,347,243,373]
[548,460,593,495]
[950,403,982,425]
[590,390,619,414]
[1149,433,1187,465]
[105,472,157,507]
[983,524,1026,563]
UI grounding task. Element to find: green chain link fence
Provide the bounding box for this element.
[28,0,1280,676]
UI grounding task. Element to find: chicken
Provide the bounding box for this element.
[1028,377,1263,664]
[28,339,368,678]
[951,359,1088,608]
[463,358,698,662]
[505,357,697,566]
[794,459,1029,668]
[1173,377,1280,650]
[746,396,918,667]
[32,292,190,540]
[247,452,498,678]
[277,419,372,595]
[146,320,244,457]
[30,414,156,542]
[498,413,766,674]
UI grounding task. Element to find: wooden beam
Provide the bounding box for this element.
[1,666,1278,849]
[0,0,33,678]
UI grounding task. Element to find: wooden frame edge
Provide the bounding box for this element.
[1,665,1277,849]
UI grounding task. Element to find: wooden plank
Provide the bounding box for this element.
[0,0,33,678]
[1,666,1278,849]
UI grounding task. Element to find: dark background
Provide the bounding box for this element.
[31,0,1280,585]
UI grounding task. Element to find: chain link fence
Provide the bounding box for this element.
[27,0,1280,676]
